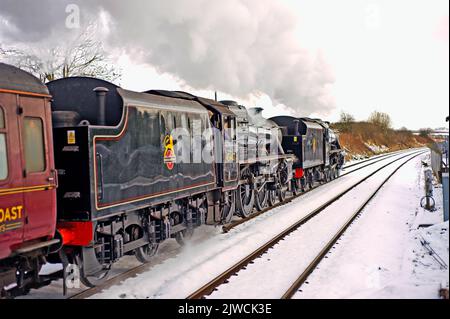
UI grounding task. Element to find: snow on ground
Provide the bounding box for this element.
[343,149,408,168]
[20,238,184,299]
[207,152,421,299]
[365,143,389,154]
[342,149,417,176]
[90,150,422,299]
[345,151,387,166]
[347,153,371,162]
[345,146,404,164]
[295,152,449,299]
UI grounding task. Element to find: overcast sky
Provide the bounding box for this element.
[0,0,448,129]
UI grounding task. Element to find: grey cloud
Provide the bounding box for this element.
[0,0,335,116]
[0,0,84,42]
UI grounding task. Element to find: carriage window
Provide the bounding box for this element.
[0,107,4,129]
[0,107,7,180]
[23,117,46,173]
[0,134,7,180]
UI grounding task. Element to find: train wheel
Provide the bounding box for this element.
[268,187,277,207]
[170,211,195,246]
[304,175,313,191]
[131,226,159,263]
[292,179,302,196]
[308,171,314,189]
[303,182,310,192]
[335,168,341,179]
[176,228,195,246]
[323,169,330,183]
[135,243,159,263]
[330,167,336,180]
[237,183,255,217]
[278,160,290,185]
[237,168,255,218]
[278,186,287,202]
[221,191,236,224]
[255,183,268,211]
[75,250,111,288]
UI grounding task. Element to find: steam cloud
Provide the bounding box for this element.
[0,0,335,116]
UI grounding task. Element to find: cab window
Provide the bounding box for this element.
[0,106,7,180]
[23,117,46,173]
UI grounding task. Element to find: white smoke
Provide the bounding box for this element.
[0,0,335,116]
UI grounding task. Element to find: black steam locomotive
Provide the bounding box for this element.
[1,63,345,293]
[270,116,345,193]
[47,77,296,286]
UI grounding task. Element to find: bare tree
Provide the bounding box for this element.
[0,25,121,83]
[419,128,433,138]
[340,111,355,124]
[368,111,392,130]
[338,111,355,133]
[397,126,413,134]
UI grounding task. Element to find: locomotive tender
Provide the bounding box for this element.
[0,62,344,295]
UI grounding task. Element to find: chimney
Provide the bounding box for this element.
[94,87,109,126]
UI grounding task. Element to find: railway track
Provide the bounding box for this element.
[342,149,405,170]
[280,150,425,299]
[69,149,424,299]
[187,150,425,299]
[221,148,421,233]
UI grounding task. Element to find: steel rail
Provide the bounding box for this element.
[281,150,425,299]
[343,147,422,170]
[222,148,423,233]
[187,150,426,299]
[340,150,409,176]
[343,149,405,169]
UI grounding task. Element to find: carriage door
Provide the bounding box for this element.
[0,98,25,256]
[18,96,56,241]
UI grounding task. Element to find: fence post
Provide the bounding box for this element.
[424,168,434,210]
[443,172,449,222]
[429,146,442,183]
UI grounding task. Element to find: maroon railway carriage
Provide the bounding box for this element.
[0,63,58,293]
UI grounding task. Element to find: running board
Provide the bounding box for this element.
[15,239,60,255]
